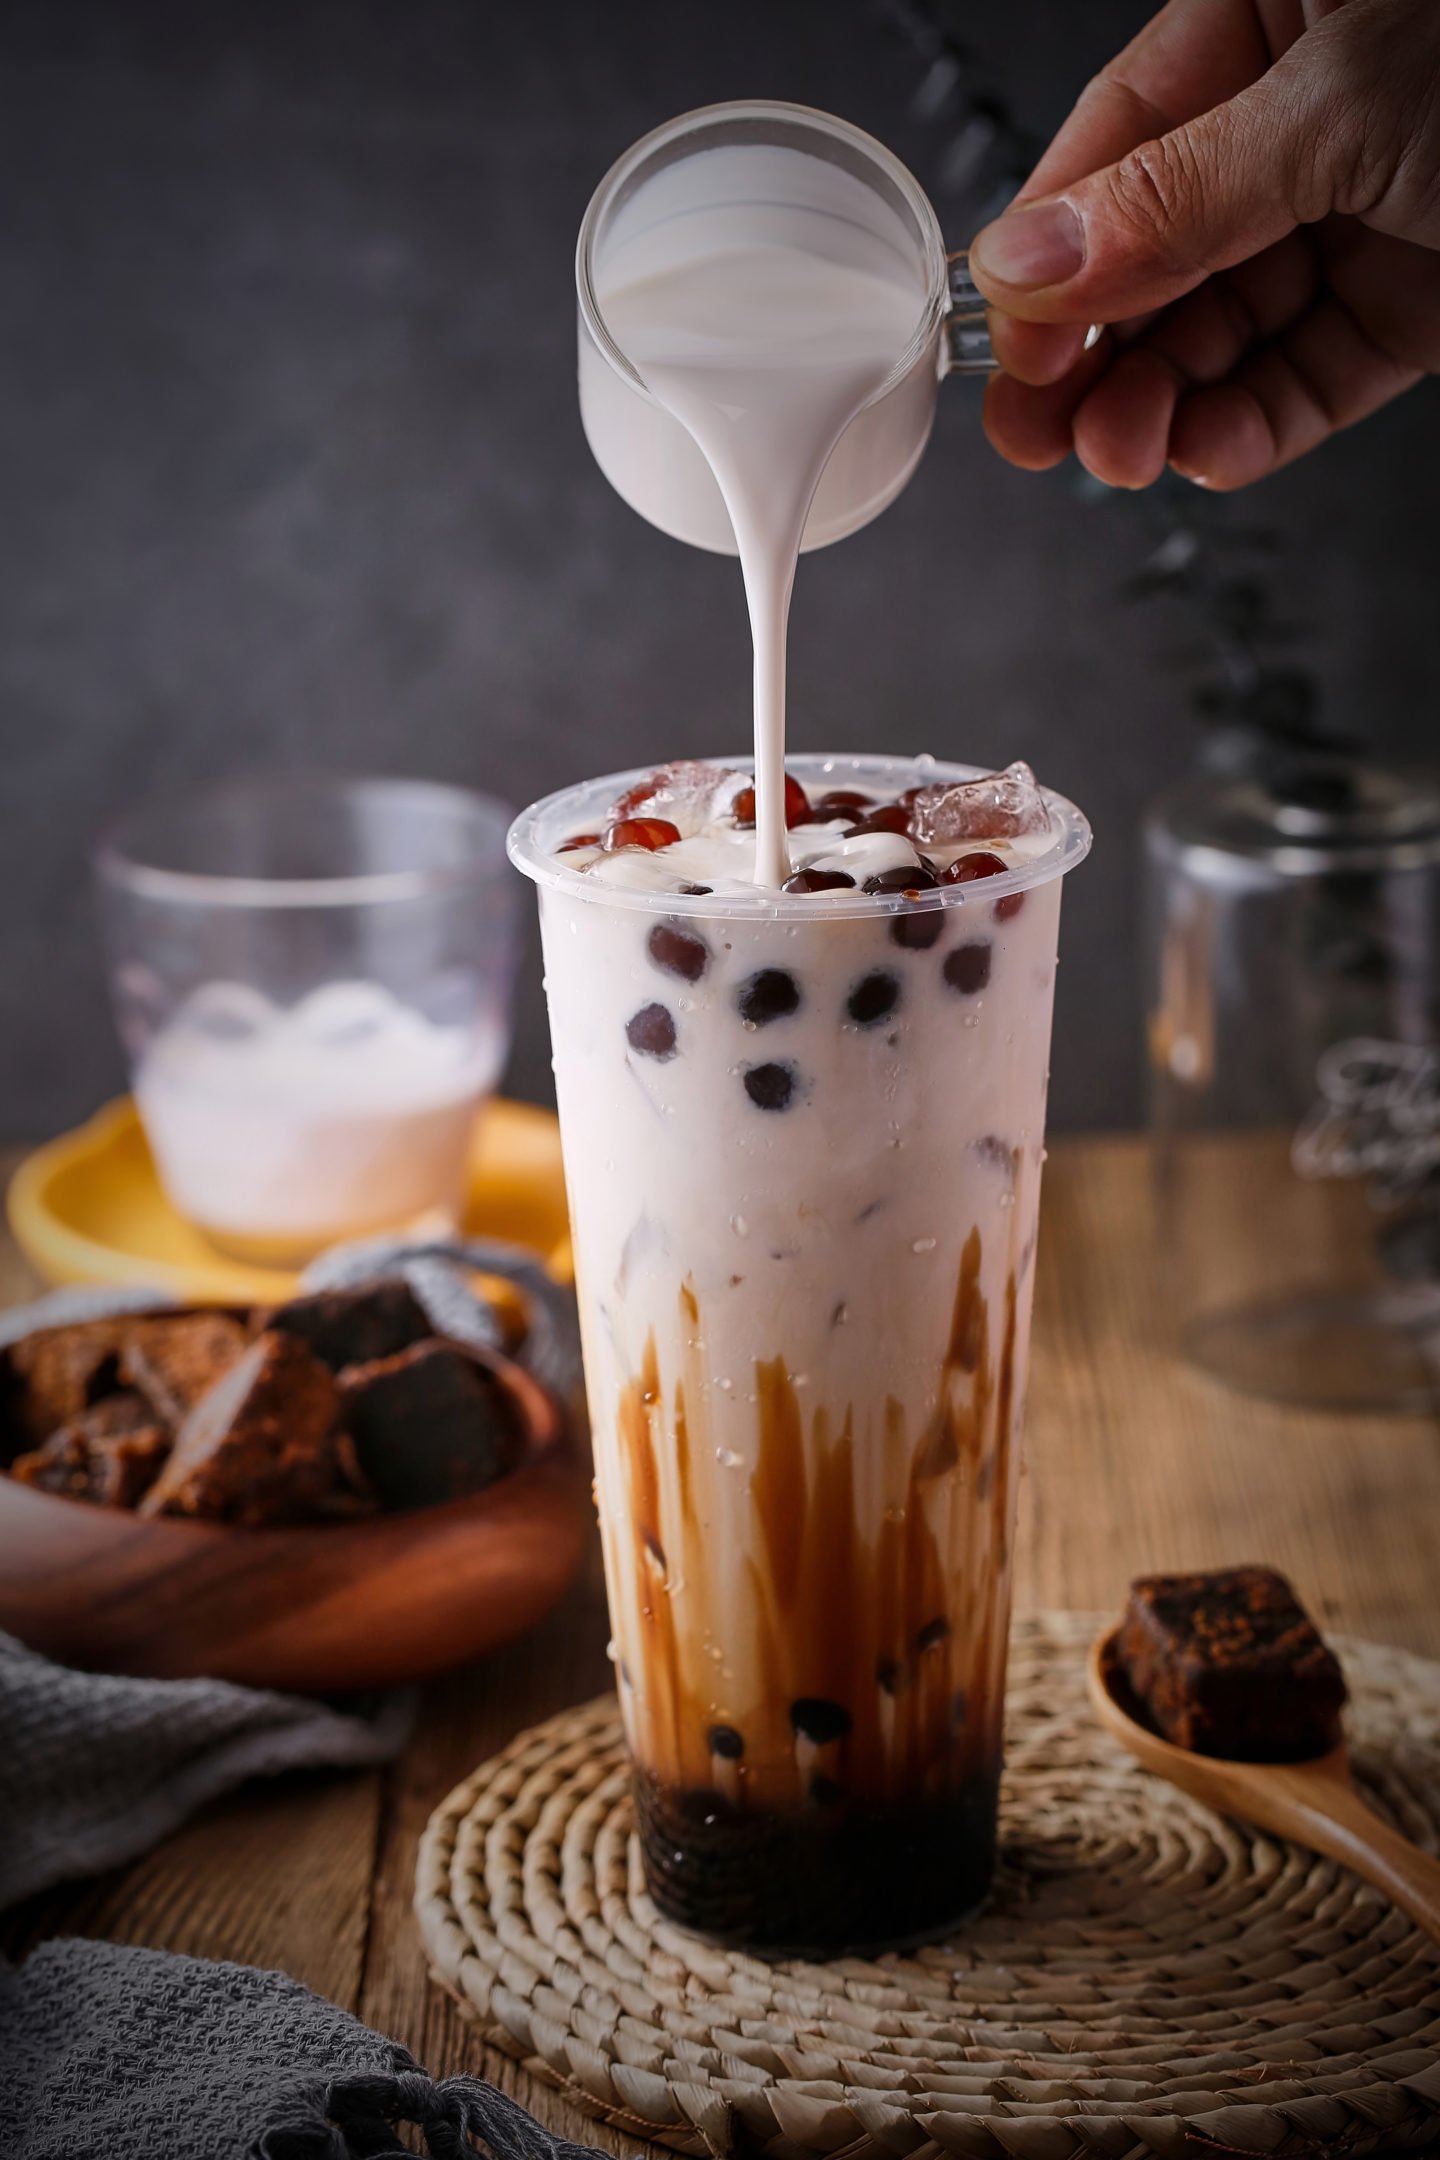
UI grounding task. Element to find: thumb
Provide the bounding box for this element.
[969,30,1355,324]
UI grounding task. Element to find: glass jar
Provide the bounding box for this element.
[1145,752,1440,1411]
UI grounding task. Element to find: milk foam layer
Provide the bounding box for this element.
[137,979,504,1247]
[522,756,1085,1818]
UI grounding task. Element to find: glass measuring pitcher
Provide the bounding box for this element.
[576,99,999,555]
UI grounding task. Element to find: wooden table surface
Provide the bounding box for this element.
[4,1134,1439,2155]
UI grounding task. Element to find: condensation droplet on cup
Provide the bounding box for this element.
[715,1445,743,1468]
[912,1236,937,1254]
[730,1213,749,1238]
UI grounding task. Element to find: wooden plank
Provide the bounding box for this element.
[1,1765,381,2007]
[1018,1137,1440,1657]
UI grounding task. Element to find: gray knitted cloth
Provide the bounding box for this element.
[0,1631,414,1910]
[1,1936,607,2159]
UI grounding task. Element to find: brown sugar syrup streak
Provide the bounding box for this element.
[613,1170,1025,1821]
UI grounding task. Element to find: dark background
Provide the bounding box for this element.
[3,0,1436,1140]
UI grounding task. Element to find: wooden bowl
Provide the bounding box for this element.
[0,1350,592,1692]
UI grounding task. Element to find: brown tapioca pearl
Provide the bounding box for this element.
[994,889,1025,921]
[974,1133,1015,1174]
[626,1003,677,1060]
[863,863,938,896]
[938,849,1006,886]
[737,968,800,1025]
[890,908,944,952]
[733,774,812,829]
[812,788,873,819]
[782,866,857,894]
[916,1616,951,1653]
[743,1062,797,1111]
[846,804,912,837]
[558,831,601,853]
[943,942,992,996]
[648,921,710,982]
[603,816,682,851]
[846,970,900,1027]
[790,1697,852,1744]
[708,1723,744,1760]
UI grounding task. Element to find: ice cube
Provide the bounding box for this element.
[609,760,740,832]
[909,761,1051,845]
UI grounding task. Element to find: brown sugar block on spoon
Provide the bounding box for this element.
[1116,1566,1348,1761]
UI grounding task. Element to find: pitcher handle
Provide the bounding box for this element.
[943,251,1102,378]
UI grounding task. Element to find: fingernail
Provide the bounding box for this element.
[973,200,1084,291]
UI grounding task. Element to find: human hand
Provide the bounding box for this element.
[969,0,1440,489]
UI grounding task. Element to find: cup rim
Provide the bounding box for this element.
[575,98,949,410]
[507,753,1092,920]
[95,773,515,911]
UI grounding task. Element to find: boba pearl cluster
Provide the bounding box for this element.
[554,758,1054,1108]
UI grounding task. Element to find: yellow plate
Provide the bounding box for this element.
[8,1095,573,1303]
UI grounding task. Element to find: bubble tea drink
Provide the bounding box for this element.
[510,758,1088,1948]
[513,101,1091,1950]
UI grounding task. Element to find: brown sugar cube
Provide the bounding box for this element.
[338,1339,525,1512]
[264,1281,433,1373]
[3,1316,141,1448]
[1116,1566,1348,1762]
[11,1392,172,1508]
[120,1312,253,1429]
[140,1330,368,1527]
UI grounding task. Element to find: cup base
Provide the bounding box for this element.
[633,1764,999,1956]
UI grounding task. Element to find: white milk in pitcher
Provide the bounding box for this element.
[585,142,931,882]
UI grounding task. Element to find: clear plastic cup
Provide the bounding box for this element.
[511,753,1090,1950]
[96,774,519,1264]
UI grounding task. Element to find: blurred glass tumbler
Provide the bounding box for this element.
[97,776,519,1265]
[1146,754,1440,1410]
[510,756,1090,1951]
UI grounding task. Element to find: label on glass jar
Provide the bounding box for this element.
[1292,1038,1440,1202]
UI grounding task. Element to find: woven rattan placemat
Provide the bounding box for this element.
[416,1612,1440,2159]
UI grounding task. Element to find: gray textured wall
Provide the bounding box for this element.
[3,0,1437,1141]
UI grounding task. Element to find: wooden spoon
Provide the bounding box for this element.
[1087,1626,1440,1940]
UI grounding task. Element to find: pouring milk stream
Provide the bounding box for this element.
[578,103,1002,883]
